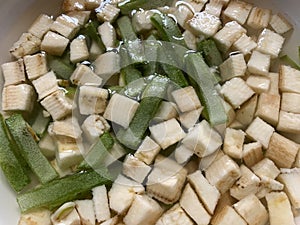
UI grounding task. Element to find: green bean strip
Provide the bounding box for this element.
[158,45,189,87]
[142,35,159,76]
[117,76,169,149]
[78,132,115,171]
[0,114,30,192]
[117,16,138,42]
[17,170,112,212]
[185,53,227,126]
[47,54,75,80]
[121,66,143,84]
[5,114,58,184]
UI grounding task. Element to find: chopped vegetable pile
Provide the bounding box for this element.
[0,0,300,224]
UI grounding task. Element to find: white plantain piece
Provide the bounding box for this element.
[81,115,110,144]
[123,195,163,225]
[10,33,41,59]
[155,203,194,225]
[188,170,220,215]
[108,175,145,215]
[98,22,117,49]
[223,0,253,25]
[247,7,271,29]
[18,209,52,225]
[40,90,73,120]
[205,154,241,194]
[1,59,26,86]
[150,118,186,150]
[134,136,161,165]
[32,71,59,100]
[266,132,299,168]
[28,14,54,39]
[147,156,187,204]
[24,53,48,80]
[41,31,69,56]
[75,200,96,225]
[93,185,110,223]
[70,64,103,86]
[50,14,80,39]
[211,205,247,225]
[266,192,296,225]
[79,86,109,115]
[233,194,268,225]
[2,84,35,112]
[122,154,152,184]
[180,183,211,225]
[181,120,222,158]
[103,93,139,128]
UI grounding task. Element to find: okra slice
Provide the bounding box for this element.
[119,0,173,15]
[151,13,187,48]
[197,39,223,67]
[0,114,30,192]
[142,35,159,76]
[117,16,145,65]
[78,132,115,171]
[280,55,300,70]
[17,169,112,212]
[121,65,143,84]
[117,16,138,42]
[81,20,106,52]
[5,114,58,184]
[185,53,227,126]
[158,45,189,88]
[117,76,169,149]
[47,54,75,80]
[30,107,51,138]
[142,75,170,99]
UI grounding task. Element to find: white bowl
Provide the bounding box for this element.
[0,0,299,224]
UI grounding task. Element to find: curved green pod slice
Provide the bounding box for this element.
[117,76,169,149]
[0,114,30,192]
[119,0,173,15]
[185,53,227,126]
[78,132,115,171]
[151,13,187,48]
[17,169,112,212]
[5,114,58,184]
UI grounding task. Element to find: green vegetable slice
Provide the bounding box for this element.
[17,169,112,212]
[47,55,75,80]
[142,35,159,76]
[118,0,173,15]
[117,16,138,42]
[117,16,145,65]
[81,20,106,52]
[5,114,58,184]
[185,53,227,126]
[0,114,30,192]
[280,55,300,70]
[78,132,115,171]
[158,45,189,87]
[150,13,187,48]
[197,39,223,67]
[30,107,51,138]
[117,76,169,149]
